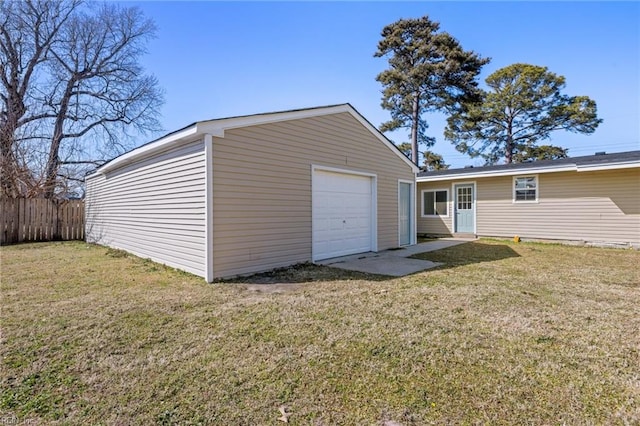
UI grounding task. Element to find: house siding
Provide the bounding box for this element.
[211,112,415,278]
[85,140,207,277]
[417,187,453,236]
[417,167,640,245]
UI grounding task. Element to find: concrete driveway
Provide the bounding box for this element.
[316,238,475,277]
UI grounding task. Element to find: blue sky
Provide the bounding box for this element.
[129,1,639,168]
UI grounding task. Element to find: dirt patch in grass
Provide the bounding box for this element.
[219,262,385,284]
[1,240,639,424]
[214,262,389,294]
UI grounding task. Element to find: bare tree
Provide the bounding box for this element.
[0,0,80,197]
[1,1,163,198]
[41,4,163,197]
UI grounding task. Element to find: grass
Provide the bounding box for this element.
[1,240,639,425]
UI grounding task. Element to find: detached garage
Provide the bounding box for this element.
[85,104,418,281]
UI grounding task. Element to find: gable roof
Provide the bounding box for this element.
[417,150,640,182]
[91,103,419,175]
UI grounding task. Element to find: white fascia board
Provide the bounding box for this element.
[417,165,578,182]
[576,161,640,172]
[197,104,420,174]
[91,103,420,177]
[197,104,353,135]
[94,125,199,175]
[96,107,349,176]
[343,105,420,173]
[85,171,101,180]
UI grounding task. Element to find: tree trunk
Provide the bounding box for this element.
[505,121,513,164]
[410,93,420,166]
[43,79,75,199]
[1,125,19,197]
[0,91,24,197]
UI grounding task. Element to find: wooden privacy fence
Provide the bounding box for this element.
[1,198,85,245]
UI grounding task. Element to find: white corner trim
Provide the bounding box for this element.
[204,134,214,282]
[200,126,225,138]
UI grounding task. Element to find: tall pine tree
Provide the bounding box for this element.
[446,63,601,164]
[375,16,489,165]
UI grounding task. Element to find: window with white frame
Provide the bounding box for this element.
[514,176,538,202]
[422,189,448,216]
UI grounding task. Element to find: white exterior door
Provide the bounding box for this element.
[398,181,413,246]
[313,169,374,260]
[454,183,475,233]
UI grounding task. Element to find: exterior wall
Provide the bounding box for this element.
[211,112,415,278]
[417,185,453,236]
[85,140,207,277]
[417,167,640,245]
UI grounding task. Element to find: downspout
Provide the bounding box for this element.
[204,134,214,282]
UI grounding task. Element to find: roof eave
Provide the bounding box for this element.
[197,103,419,173]
[197,104,352,135]
[88,125,200,178]
[88,103,419,178]
[417,159,640,182]
[576,160,640,172]
[416,165,578,182]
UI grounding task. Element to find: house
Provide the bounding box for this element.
[85,104,419,281]
[416,150,640,247]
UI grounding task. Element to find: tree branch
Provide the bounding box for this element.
[60,159,106,166]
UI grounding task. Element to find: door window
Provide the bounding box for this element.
[457,186,472,210]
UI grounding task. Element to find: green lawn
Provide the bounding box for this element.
[1,240,639,425]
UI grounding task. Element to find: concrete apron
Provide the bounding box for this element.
[316,238,475,277]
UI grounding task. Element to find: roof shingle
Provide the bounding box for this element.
[417,150,640,178]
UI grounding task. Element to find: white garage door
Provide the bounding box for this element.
[312,169,374,261]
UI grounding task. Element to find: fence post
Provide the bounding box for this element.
[0,198,85,245]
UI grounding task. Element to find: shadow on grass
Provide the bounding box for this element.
[215,262,390,285]
[411,241,520,268]
[219,242,520,285]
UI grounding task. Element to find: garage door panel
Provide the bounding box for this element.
[319,172,371,194]
[313,170,374,260]
[330,218,344,230]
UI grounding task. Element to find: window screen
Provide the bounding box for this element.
[423,190,448,216]
[514,176,537,201]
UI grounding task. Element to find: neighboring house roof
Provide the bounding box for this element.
[417,150,640,182]
[91,103,419,176]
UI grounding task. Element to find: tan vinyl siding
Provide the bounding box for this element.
[417,167,640,245]
[417,187,453,236]
[477,168,640,244]
[85,140,207,277]
[211,112,414,278]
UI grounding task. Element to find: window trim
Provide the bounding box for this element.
[421,188,449,218]
[513,174,539,203]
